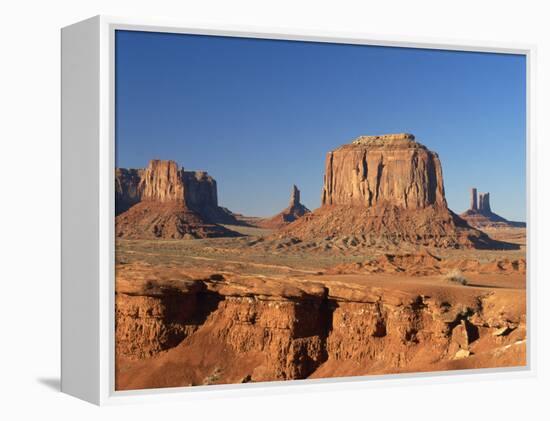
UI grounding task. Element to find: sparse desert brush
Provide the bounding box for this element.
[202,367,222,385]
[443,268,468,285]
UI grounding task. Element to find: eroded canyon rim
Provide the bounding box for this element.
[115,253,526,390]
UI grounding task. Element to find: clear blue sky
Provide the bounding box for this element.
[115,30,526,221]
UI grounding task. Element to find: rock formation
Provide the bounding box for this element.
[470,188,478,211]
[290,185,301,207]
[116,160,224,215]
[115,160,239,239]
[256,185,311,229]
[115,263,526,389]
[322,133,446,209]
[182,171,218,210]
[140,160,186,202]
[461,188,525,228]
[479,192,491,214]
[279,134,511,249]
[115,168,144,215]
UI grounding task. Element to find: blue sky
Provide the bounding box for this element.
[115,30,526,221]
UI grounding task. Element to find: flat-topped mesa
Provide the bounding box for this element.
[278,136,519,249]
[115,159,239,239]
[322,133,447,210]
[116,159,219,213]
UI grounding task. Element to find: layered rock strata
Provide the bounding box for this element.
[116,160,225,216]
[115,168,144,215]
[281,134,506,249]
[115,265,526,390]
[140,160,186,202]
[321,133,446,209]
[115,160,239,239]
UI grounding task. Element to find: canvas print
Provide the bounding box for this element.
[114,30,527,390]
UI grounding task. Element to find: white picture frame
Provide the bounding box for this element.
[61,15,535,405]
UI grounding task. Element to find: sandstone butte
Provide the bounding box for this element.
[115,160,239,239]
[279,133,512,249]
[322,133,446,209]
[256,185,311,229]
[460,187,526,229]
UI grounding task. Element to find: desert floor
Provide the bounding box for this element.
[115,227,526,390]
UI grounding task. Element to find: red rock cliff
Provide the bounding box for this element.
[115,160,221,216]
[278,134,512,249]
[139,160,186,202]
[115,264,526,389]
[115,168,144,214]
[321,133,447,209]
[115,160,238,239]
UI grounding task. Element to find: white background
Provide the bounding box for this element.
[1,0,548,419]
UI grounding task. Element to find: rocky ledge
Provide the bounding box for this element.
[115,263,526,389]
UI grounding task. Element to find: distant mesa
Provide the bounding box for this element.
[115,141,523,247]
[115,160,240,239]
[460,188,526,229]
[256,185,311,229]
[279,133,516,249]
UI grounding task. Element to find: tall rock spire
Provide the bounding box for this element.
[290,185,300,207]
[257,184,310,229]
[461,188,524,228]
[479,192,491,214]
[470,187,478,210]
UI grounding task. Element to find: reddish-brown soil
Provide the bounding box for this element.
[254,185,310,229]
[115,227,527,391]
[272,204,513,250]
[460,208,526,229]
[325,249,526,277]
[115,201,240,239]
[255,203,310,229]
